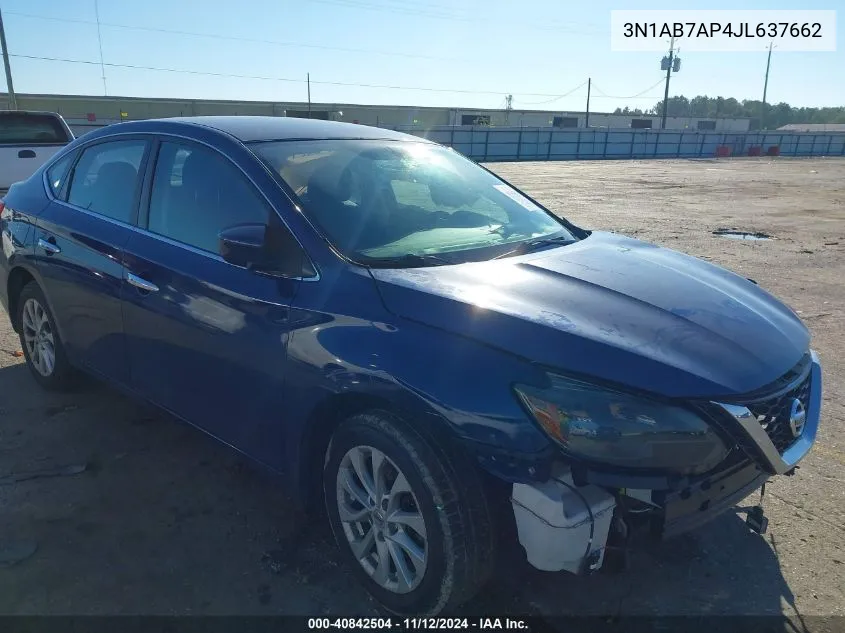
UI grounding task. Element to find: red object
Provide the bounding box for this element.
[767,145,781,156]
[748,146,762,157]
[715,145,732,157]
[86,113,96,122]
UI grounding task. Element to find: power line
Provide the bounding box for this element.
[11,53,300,84]
[9,53,596,99]
[309,0,469,21]
[3,10,465,64]
[514,80,588,106]
[590,78,666,100]
[5,9,604,67]
[382,0,472,13]
[306,0,606,33]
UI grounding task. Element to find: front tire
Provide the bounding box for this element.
[324,411,495,615]
[16,282,75,390]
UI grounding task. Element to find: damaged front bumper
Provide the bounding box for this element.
[713,350,822,476]
[658,458,767,538]
[509,350,822,574]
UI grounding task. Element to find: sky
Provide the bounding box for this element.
[0,0,842,113]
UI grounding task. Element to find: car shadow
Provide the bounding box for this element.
[461,512,809,621]
[0,361,812,623]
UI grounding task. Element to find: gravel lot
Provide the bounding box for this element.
[1,157,843,620]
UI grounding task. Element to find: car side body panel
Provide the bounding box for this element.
[1,166,71,330]
[121,230,302,469]
[33,201,135,382]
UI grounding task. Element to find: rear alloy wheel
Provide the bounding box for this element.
[324,411,495,615]
[22,297,56,378]
[16,282,75,390]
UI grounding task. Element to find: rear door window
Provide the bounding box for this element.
[66,140,148,224]
[0,113,71,144]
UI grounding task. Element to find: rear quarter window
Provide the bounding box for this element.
[46,152,77,198]
[0,114,71,145]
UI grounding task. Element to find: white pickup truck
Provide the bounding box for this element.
[0,111,75,193]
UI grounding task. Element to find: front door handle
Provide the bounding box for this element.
[37,237,61,255]
[126,271,159,293]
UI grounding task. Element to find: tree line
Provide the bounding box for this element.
[613,96,845,129]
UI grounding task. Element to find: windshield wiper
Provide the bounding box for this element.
[366,253,454,268]
[493,235,576,260]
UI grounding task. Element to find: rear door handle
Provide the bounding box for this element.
[126,271,159,293]
[18,150,36,158]
[37,237,61,255]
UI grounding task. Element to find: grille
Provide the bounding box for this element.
[746,374,811,453]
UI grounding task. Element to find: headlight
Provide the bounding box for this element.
[514,374,728,476]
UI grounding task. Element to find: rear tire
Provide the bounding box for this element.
[324,411,495,615]
[16,282,76,390]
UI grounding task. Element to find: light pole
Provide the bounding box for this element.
[761,42,775,129]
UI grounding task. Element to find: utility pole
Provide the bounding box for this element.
[94,0,107,95]
[0,9,17,110]
[660,37,675,129]
[504,94,512,125]
[307,73,311,118]
[761,42,773,129]
[585,78,591,128]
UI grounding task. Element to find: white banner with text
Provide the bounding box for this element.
[611,10,837,52]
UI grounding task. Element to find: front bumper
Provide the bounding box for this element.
[656,458,767,538]
[510,351,823,571]
[651,350,822,538]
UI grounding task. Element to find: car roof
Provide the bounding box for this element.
[0,110,64,117]
[118,116,431,144]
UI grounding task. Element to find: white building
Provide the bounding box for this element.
[2,93,752,134]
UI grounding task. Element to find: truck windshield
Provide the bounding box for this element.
[251,139,575,266]
[0,113,71,144]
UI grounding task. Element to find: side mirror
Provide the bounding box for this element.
[218,223,315,279]
[219,223,270,269]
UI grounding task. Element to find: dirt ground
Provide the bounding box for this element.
[1,157,843,620]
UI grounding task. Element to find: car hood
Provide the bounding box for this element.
[370,232,810,399]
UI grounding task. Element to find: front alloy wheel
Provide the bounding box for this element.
[324,412,495,615]
[336,446,428,594]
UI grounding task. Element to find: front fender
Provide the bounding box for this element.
[280,265,557,505]
[293,308,554,452]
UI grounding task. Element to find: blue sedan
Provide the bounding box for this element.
[0,117,822,614]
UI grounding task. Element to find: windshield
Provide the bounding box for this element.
[251,139,575,266]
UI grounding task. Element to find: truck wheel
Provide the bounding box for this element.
[324,411,495,615]
[16,282,75,390]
